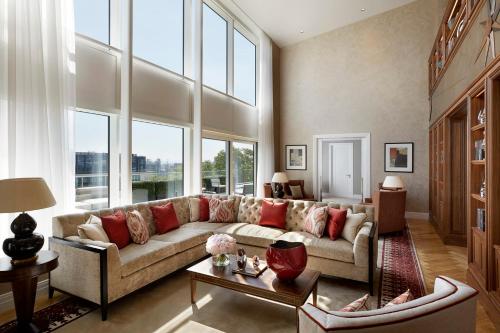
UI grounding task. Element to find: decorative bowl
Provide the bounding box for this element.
[266,240,307,281]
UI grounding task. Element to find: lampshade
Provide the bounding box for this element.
[271,172,288,183]
[382,176,405,189]
[0,178,56,213]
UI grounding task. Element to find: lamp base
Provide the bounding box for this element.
[3,213,44,263]
[274,183,285,199]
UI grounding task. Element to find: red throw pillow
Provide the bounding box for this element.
[326,208,348,240]
[259,200,288,229]
[199,196,210,222]
[101,210,130,249]
[150,203,180,234]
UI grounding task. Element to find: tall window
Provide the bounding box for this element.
[202,139,228,194]
[234,29,256,105]
[74,0,110,44]
[203,4,227,92]
[133,0,184,74]
[132,121,184,203]
[233,142,255,195]
[74,112,109,210]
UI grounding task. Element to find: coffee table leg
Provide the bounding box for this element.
[190,275,197,304]
[296,306,300,333]
[312,281,318,307]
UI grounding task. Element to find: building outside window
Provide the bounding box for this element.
[74,111,110,210]
[132,120,184,203]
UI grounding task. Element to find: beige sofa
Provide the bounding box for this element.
[299,276,478,333]
[49,195,377,320]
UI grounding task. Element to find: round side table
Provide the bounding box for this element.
[0,250,58,333]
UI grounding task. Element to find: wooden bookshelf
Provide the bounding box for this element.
[428,0,484,94]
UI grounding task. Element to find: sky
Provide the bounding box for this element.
[74,0,256,104]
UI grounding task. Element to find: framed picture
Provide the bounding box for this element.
[286,145,307,170]
[384,142,414,173]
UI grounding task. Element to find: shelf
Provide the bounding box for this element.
[471,123,485,132]
[472,226,486,237]
[471,160,485,165]
[471,193,486,203]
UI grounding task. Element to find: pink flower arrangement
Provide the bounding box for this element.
[206,234,236,256]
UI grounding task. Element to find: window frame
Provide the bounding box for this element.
[131,118,186,200]
[231,140,257,196]
[233,26,257,106]
[132,0,186,76]
[74,109,112,209]
[74,0,111,45]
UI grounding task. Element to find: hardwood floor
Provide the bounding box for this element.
[0,219,496,332]
[408,219,497,332]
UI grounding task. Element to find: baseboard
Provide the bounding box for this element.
[405,211,429,220]
[0,279,49,313]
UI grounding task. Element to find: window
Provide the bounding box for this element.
[74,0,110,44]
[74,111,109,210]
[202,138,228,194]
[133,0,184,74]
[233,142,255,195]
[203,4,227,92]
[234,29,256,105]
[132,121,184,203]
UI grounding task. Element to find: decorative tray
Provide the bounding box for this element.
[232,261,268,278]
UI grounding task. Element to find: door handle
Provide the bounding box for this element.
[346,174,351,178]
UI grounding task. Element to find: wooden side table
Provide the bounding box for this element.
[0,250,58,333]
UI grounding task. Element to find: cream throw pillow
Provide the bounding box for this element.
[78,215,110,242]
[189,198,200,222]
[341,211,367,243]
[289,185,303,199]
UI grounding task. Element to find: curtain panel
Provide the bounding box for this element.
[0,0,76,241]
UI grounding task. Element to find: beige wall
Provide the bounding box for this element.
[431,2,499,123]
[279,0,446,212]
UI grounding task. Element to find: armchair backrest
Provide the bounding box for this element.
[299,276,478,333]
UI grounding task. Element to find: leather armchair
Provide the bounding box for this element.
[373,189,406,234]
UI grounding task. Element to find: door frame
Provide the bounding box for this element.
[328,142,354,198]
[313,133,371,201]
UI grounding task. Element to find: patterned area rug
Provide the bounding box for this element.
[0,297,97,333]
[378,226,426,307]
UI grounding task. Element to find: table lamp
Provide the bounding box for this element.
[0,178,56,265]
[271,172,288,199]
[382,176,405,191]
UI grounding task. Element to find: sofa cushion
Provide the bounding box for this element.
[277,231,354,263]
[101,210,131,249]
[120,240,176,277]
[259,200,288,229]
[151,226,211,253]
[150,203,180,234]
[215,222,285,248]
[182,222,230,231]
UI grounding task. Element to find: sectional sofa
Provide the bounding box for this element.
[49,195,377,320]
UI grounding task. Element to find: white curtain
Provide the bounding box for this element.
[0,0,76,242]
[256,34,275,197]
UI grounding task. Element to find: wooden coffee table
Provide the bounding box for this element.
[187,257,320,332]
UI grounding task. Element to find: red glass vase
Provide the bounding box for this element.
[266,240,307,281]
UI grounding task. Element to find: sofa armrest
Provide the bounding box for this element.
[353,221,377,295]
[299,303,329,333]
[49,236,120,320]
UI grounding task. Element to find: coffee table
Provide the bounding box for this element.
[187,256,320,332]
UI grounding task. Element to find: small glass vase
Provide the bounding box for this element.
[212,254,230,267]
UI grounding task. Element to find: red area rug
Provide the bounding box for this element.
[0,297,97,332]
[378,226,426,307]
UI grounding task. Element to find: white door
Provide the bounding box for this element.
[330,143,354,198]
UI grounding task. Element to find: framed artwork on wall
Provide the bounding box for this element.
[285,145,307,170]
[384,142,414,173]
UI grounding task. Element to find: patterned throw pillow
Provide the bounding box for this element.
[304,205,328,238]
[289,185,303,199]
[209,198,235,223]
[339,294,369,312]
[384,289,414,307]
[126,210,149,245]
[341,211,367,243]
[78,215,110,242]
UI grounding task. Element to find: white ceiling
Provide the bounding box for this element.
[233,0,418,47]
